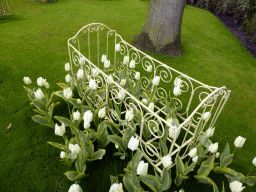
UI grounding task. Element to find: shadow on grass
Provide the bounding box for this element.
[0,13,25,24]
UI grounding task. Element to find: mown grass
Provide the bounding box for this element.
[0,0,256,191]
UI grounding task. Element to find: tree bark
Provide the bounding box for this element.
[133,0,186,57]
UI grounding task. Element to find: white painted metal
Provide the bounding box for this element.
[68,23,231,174]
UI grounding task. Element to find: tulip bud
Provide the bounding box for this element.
[128,136,139,151]
[148,103,154,111]
[104,60,110,68]
[142,99,148,105]
[101,55,107,63]
[37,77,46,86]
[79,57,85,65]
[205,127,215,138]
[115,144,119,149]
[107,74,114,84]
[192,156,198,162]
[60,151,66,159]
[208,143,218,153]
[34,88,45,100]
[161,154,173,168]
[65,74,72,83]
[84,121,90,129]
[120,79,126,86]
[98,107,106,118]
[216,152,220,158]
[174,77,182,87]
[252,157,256,166]
[55,123,66,136]
[229,181,245,192]
[129,60,136,68]
[146,65,152,72]
[125,109,134,122]
[77,99,82,104]
[109,183,123,192]
[73,110,81,121]
[63,87,72,99]
[23,77,32,84]
[89,79,97,90]
[65,63,70,71]
[234,136,246,148]
[135,72,140,80]
[123,56,129,65]
[152,76,160,86]
[202,112,211,121]
[77,69,84,79]
[189,147,197,158]
[115,44,121,52]
[83,110,93,123]
[69,144,81,154]
[92,68,99,78]
[117,89,126,100]
[45,82,50,89]
[168,125,180,139]
[173,86,181,96]
[68,184,83,192]
[137,160,148,175]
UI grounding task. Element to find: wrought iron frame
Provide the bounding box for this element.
[67,23,231,174]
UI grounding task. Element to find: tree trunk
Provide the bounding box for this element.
[133,0,186,57]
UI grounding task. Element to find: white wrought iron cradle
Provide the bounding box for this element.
[67,23,231,174]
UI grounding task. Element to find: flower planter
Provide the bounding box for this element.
[67,23,231,174]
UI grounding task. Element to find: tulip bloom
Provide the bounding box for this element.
[34,88,45,100]
[55,123,66,136]
[142,99,148,105]
[84,121,90,129]
[60,151,66,159]
[229,181,245,192]
[234,136,246,148]
[152,76,160,86]
[65,63,70,71]
[161,154,173,168]
[192,156,198,162]
[205,127,215,138]
[73,110,80,121]
[137,160,148,175]
[79,57,85,65]
[252,157,256,166]
[109,183,123,192]
[125,109,134,122]
[23,77,32,84]
[89,79,97,90]
[107,74,114,84]
[98,107,106,118]
[68,183,83,192]
[173,86,181,96]
[148,103,154,111]
[123,56,129,65]
[135,72,140,80]
[101,55,107,63]
[129,60,136,68]
[128,136,139,151]
[65,74,72,83]
[83,110,93,123]
[92,68,99,78]
[117,90,126,100]
[146,65,152,72]
[216,152,220,158]
[189,147,197,158]
[69,144,81,154]
[45,82,50,89]
[202,112,211,121]
[208,143,218,153]
[115,44,121,52]
[174,77,182,87]
[37,77,46,86]
[120,79,126,86]
[104,60,110,68]
[77,99,82,104]
[168,125,180,139]
[77,69,84,79]
[63,87,72,99]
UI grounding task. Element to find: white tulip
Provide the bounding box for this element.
[208,143,218,153]
[65,74,72,82]
[77,69,84,79]
[55,123,66,136]
[252,157,256,166]
[89,79,97,90]
[192,156,198,162]
[142,99,148,105]
[23,77,32,84]
[60,151,66,159]
[148,103,154,111]
[137,160,148,175]
[109,183,123,192]
[128,136,139,151]
[34,88,45,100]
[68,183,83,192]
[152,76,160,86]
[104,60,110,68]
[45,82,50,89]
[202,112,211,121]
[115,44,121,52]
[123,56,129,65]
[229,181,245,192]
[117,89,126,100]
[133,83,136,87]
[84,121,90,129]
[115,144,119,149]
[205,127,215,138]
[234,136,246,148]
[107,74,114,84]
[135,72,140,80]
[146,65,152,72]
[92,68,99,78]
[37,77,46,86]
[129,60,136,68]
[101,55,107,63]
[161,154,173,168]
[173,86,181,96]
[98,107,106,118]
[189,147,197,158]
[79,57,85,65]
[168,125,180,139]
[174,77,182,87]
[216,152,220,158]
[73,110,80,121]
[77,99,82,104]
[120,79,126,86]
[69,144,81,154]
[125,109,134,122]
[65,63,70,71]
[83,110,93,123]
[63,87,72,99]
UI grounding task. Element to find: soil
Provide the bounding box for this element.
[213,13,256,59]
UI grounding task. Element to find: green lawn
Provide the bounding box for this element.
[1,0,256,191]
